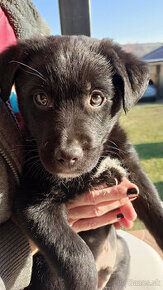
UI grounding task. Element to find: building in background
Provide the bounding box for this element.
[143,46,163,100]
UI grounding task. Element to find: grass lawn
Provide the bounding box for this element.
[119,103,163,230]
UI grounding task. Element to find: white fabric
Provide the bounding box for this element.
[118,230,163,290]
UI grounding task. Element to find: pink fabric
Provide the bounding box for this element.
[0,7,17,53]
[0,8,22,128]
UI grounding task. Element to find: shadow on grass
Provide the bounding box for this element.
[154,182,163,200]
[134,142,163,160]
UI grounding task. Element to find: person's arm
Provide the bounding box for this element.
[0,103,33,290]
[0,0,50,40]
[0,220,32,290]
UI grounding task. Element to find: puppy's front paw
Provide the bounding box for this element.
[93,157,127,186]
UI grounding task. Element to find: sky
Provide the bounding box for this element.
[32,0,163,44]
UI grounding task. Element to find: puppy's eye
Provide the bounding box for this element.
[33,93,48,107]
[90,91,105,107]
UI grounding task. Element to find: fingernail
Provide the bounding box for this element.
[128,195,138,201]
[117,214,124,220]
[114,178,118,185]
[127,188,138,196]
[107,178,117,187]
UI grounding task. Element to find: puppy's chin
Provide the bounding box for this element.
[49,165,93,179]
[41,159,99,180]
[56,172,82,179]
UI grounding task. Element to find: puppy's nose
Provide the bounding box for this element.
[56,145,83,167]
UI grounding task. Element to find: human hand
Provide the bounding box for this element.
[66,178,139,233]
[12,178,138,254]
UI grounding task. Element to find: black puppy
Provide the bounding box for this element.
[0,36,163,290]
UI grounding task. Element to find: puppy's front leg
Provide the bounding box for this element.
[124,152,163,250]
[14,186,98,290]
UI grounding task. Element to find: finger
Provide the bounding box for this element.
[93,177,139,198]
[68,197,129,219]
[120,201,137,221]
[67,177,139,209]
[114,222,121,230]
[119,217,134,229]
[71,209,124,233]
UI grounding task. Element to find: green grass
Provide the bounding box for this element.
[120,104,163,144]
[119,104,163,230]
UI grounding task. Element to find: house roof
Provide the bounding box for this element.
[142,46,163,63]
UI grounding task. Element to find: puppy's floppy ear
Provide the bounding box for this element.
[99,39,149,113]
[0,43,27,101]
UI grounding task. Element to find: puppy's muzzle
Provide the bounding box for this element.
[55,144,84,168]
[40,139,99,177]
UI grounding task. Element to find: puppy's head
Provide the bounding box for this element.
[0,36,149,178]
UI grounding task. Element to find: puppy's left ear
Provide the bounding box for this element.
[99,39,149,113]
[0,42,27,101]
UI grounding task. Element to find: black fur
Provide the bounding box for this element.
[0,36,162,290]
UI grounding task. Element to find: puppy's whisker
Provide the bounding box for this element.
[32,165,43,178]
[25,137,46,143]
[101,150,122,160]
[107,145,125,154]
[25,159,41,177]
[15,144,37,150]
[24,155,39,165]
[20,68,46,81]
[10,60,44,78]
[108,140,125,152]
[108,140,119,147]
